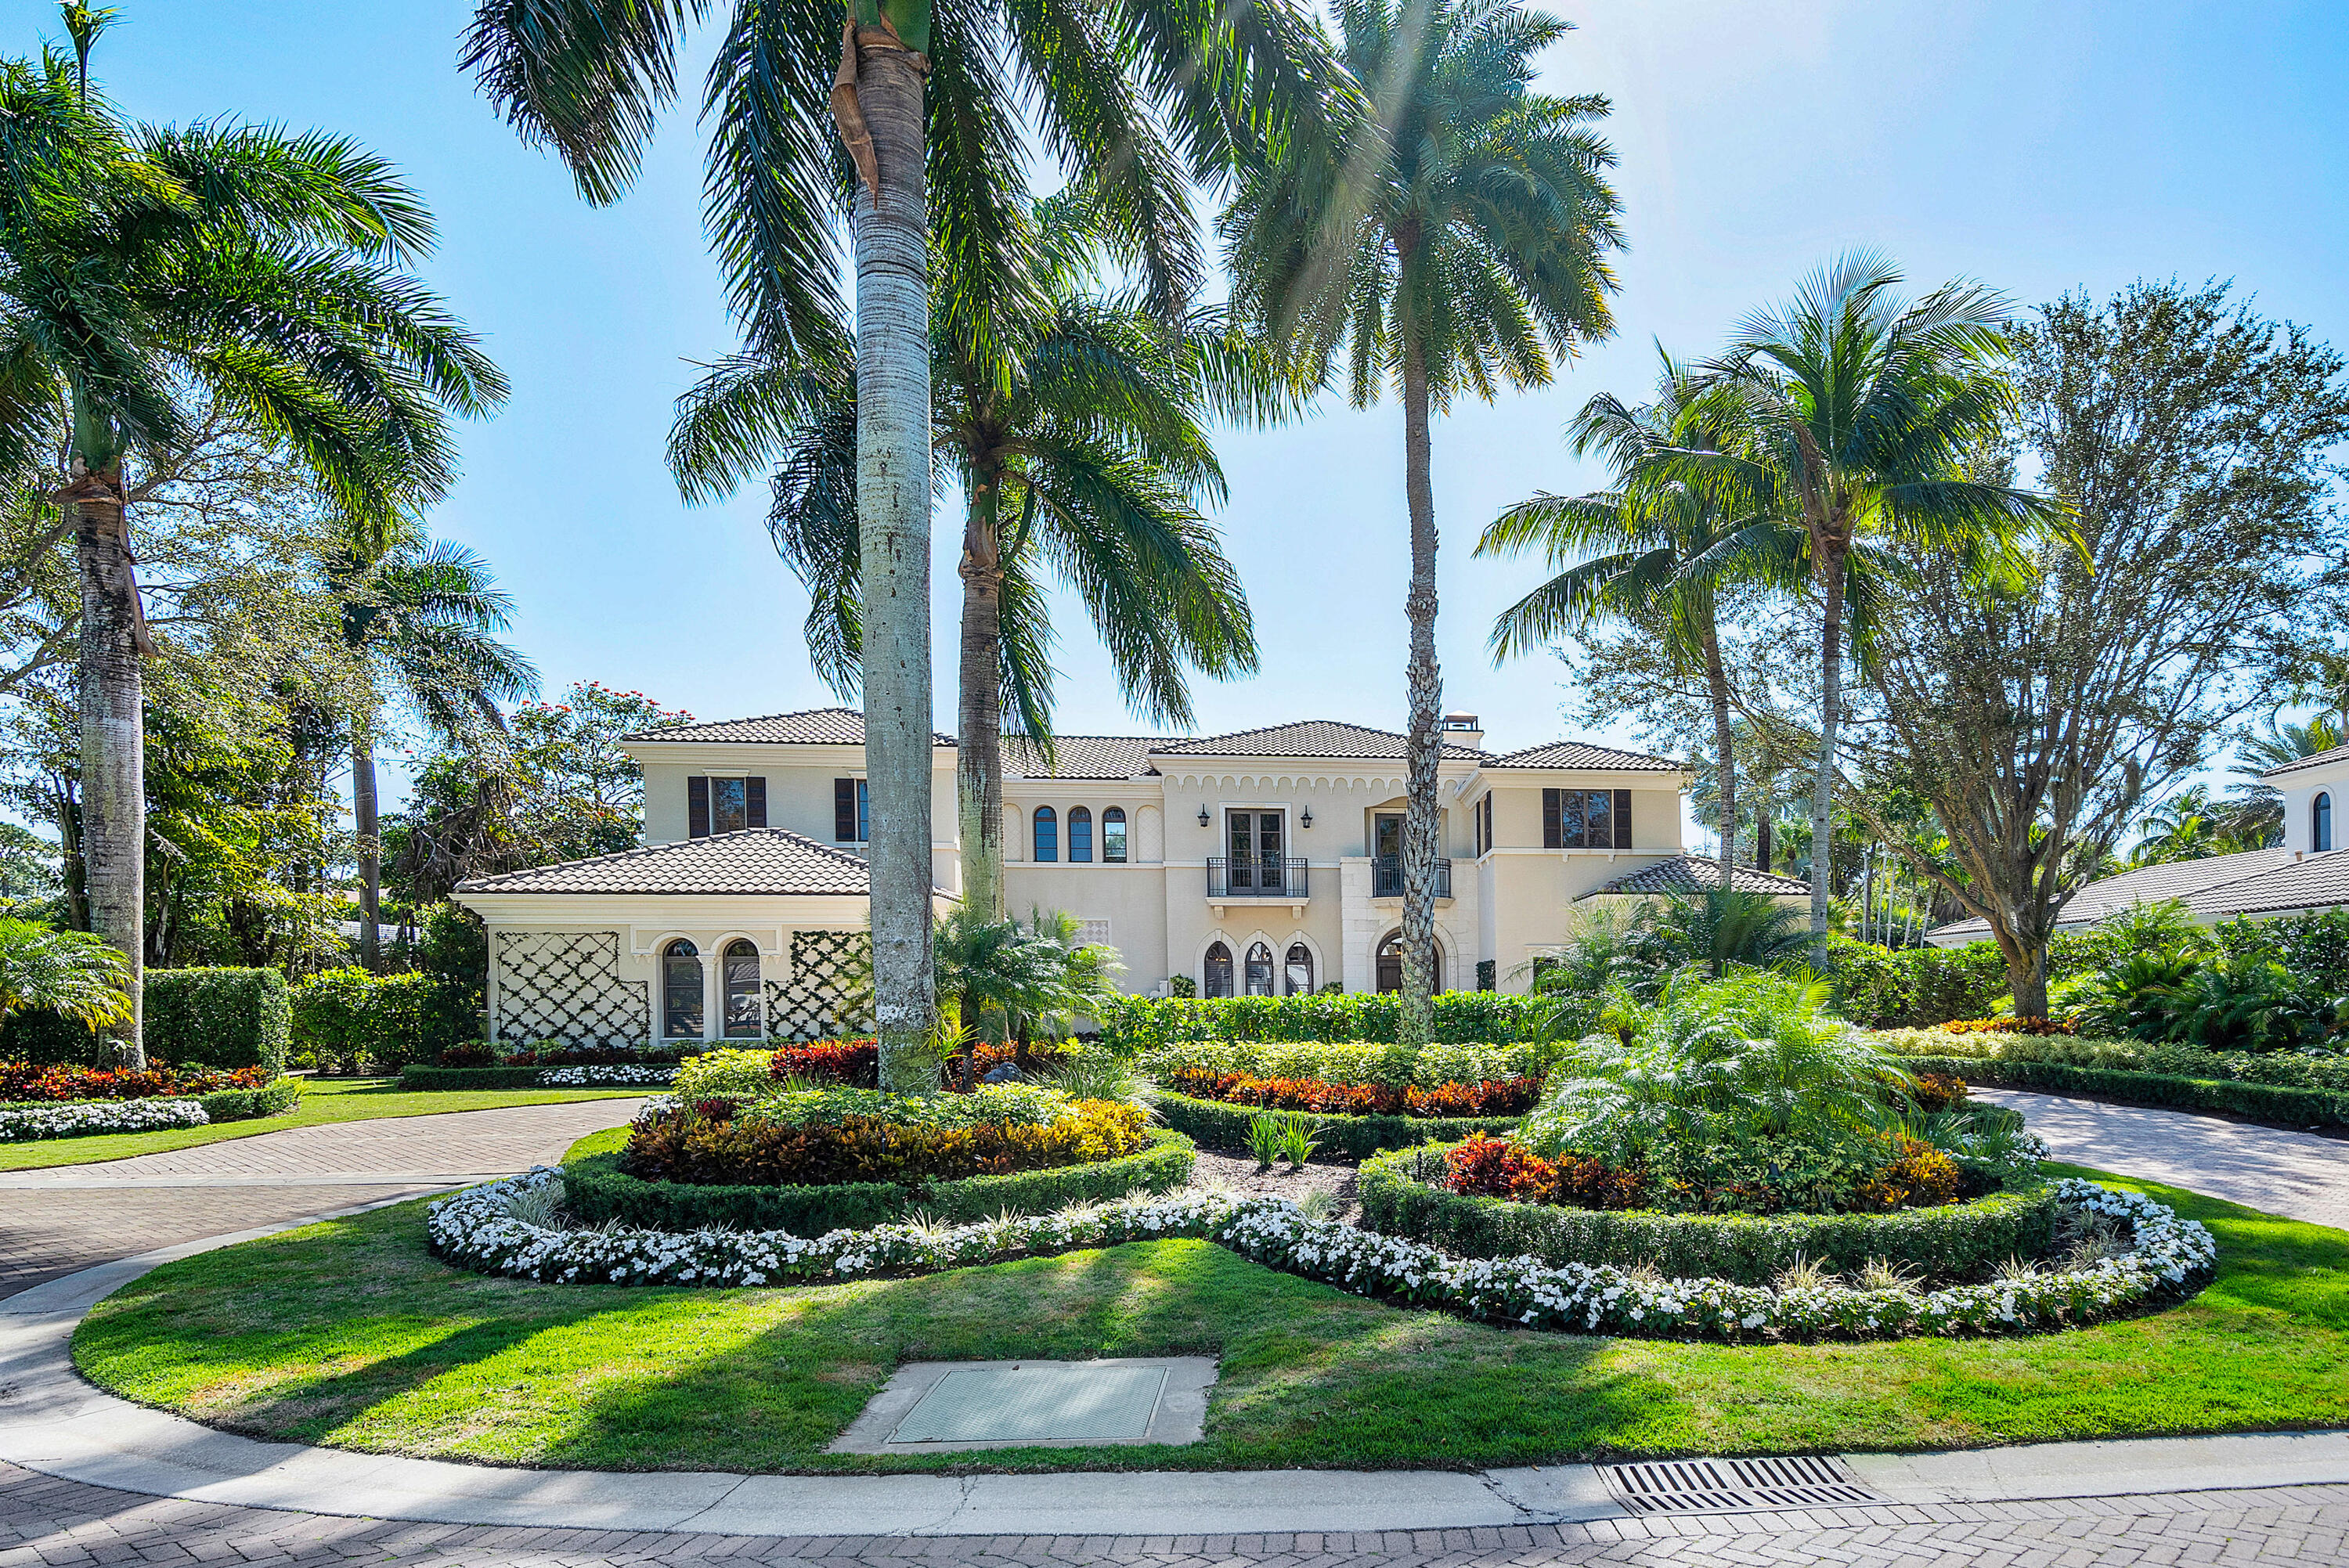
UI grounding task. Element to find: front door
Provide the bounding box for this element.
[1226,810,1285,891]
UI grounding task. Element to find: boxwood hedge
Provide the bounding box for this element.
[561,1126,1196,1233]
[1912,1053,2349,1129]
[0,968,290,1070]
[193,1076,303,1123]
[1149,1087,1520,1159]
[1357,1142,2061,1286]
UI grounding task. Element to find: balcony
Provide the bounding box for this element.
[1371,855,1452,899]
[1207,855,1308,900]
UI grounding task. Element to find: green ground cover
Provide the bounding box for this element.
[0,1078,645,1171]
[71,1162,2349,1473]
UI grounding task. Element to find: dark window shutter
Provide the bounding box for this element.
[745,777,767,829]
[834,778,857,841]
[1542,788,1561,849]
[1614,788,1633,849]
[687,776,710,838]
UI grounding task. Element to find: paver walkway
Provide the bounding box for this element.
[0,1097,642,1299]
[2,1461,2343,1566]
[1978,1087,2349,1227]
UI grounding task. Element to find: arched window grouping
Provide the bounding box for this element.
[665,937,763,1040]
[1024,804,1129,862]
[1203,941,1234,998]
[662,939,702,1039]
[1033,806,1058,862]
[2319,792,2334,853]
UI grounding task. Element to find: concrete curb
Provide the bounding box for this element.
[4,1199,2347,1536]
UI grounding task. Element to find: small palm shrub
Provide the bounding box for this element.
[0,918,132,1033]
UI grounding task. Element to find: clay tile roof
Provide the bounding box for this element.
[1150,719,1482,761]
[1577,855,1812,899]
[1927,847,2304,941]
[1483,740,1683,772]
[2260,741,2349,780]
[455,828,878,896]
[625,706,955,746]
[1000,736,1164,779]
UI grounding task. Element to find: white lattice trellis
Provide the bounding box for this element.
[765,929,874,1040]
[494,931,650,1046]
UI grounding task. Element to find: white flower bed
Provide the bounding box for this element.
[0,1096,210,1142]
[536,1065,678,1087]
[428,1173,2214,1342]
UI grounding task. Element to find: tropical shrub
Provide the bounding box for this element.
[1138,1039,1545,1087]
[1099,990,1553,1047]
[619,1095,1149,1187]
[291,968,476,1072]
[1163,1067,1540,1117]
[0,1062,271,1102]
[772,1039,879,1085]
[0,918,132,1033]
[672,1048,777,1100]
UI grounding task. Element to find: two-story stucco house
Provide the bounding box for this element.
[453,706,1806,1045]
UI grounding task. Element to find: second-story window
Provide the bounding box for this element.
[1070,806,1093,862]
[690,776,767,837]
[1543,787,1633,849]
[2320,791,2334,852]
[833,778,869,842]
[1103,806,1128,862]
[1034,805,1059,862]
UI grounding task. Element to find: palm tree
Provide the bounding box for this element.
[931,907,1070,1090]
[2227,716,2344,849]
[0,914,130,1030]
[1478,350,1806,881]
[465,0,1337,1094]
[677,200,1273,920]
[1651,888,1810,979]
[1223,0,1622,1045]
[327,532,538,969]
[0,18,506,1063]
[1669,253,2059,959]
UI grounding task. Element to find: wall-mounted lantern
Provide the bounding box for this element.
[1301,806,1314,828]
[1197,804,1211,828]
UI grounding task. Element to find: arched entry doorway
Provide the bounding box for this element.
[1376,930,1442,993]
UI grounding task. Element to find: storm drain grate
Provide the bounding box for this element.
[1600,1455,1886,1515]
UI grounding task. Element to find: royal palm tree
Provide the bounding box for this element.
[1478,350,1806,881]
[328,532,538,968]
[1222,0,1622,1044]
[1669,253,2058,959]
[465,0,1337,1092]
[676,200,1273,921]
[0,16,505,1062]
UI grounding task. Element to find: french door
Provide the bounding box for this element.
[1225,809,1286,892]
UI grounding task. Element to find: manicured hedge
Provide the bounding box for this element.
[193,1076,303,1123]
[1099,991,1553,1047]
[3,968,294,1069]
[561,1126,1196,1233]
[1357,1143,2062,1286]
[292,968,477,1072]
[1149,1087,1520,1159]
[1910,1054,2349,1129]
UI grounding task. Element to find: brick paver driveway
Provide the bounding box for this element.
[3,1462,2344,1566]
[0,1096,643,1299]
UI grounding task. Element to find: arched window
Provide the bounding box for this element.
[721,939,762,1038]
[1069,806,1093,863]
[1245,940,1276,996]
[1033,806,1059,862]
[1375,932,1442,994]
[1284,943,1315,995]
[1203,941,1234,998]
[2319,792,2334,853]
[662,939,704,1039]
[1102,806,1128,863]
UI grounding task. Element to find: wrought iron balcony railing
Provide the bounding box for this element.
[1207,855,1308,899]
[1371,855,1452,899]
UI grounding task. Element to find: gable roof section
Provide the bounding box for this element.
[626,706,955,747]
[1150,719,1482,761]
[455,828,875,896]
[2261,741,2349,780]
[1578,855,1811,899]
[1928,847,2305,941]
[1484,740,1683,772]
[1000,735,1163,780]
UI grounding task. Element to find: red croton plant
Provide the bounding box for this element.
[0,1062,271,1103]
[1165,1067,1543,1118]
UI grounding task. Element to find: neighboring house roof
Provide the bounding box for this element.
[1927,846,2308,942]
[1000,735,1164,780]
[2260,741,2349,780]
[1150,719,1484,761]
[455,828,876,896]
[626,706,955,747]
[1484,740,1683,772]
[1576,855,1812,899]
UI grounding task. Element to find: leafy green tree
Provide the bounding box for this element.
[680,199,1272,918]
[0,12,504,1062]
[1224,0,1622,1044]
[463,0,1337,1094]
[1480,351,1805,879]
[1672,252,2056,958]
[329,532,536,969]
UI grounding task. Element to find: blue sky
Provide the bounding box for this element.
[48,2,2349,783]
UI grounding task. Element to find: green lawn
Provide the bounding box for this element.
[0,1078,647,1171]
[70,1163,2349,1472]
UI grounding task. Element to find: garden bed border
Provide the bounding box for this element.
[0,1075,301,1142]
[1909,1054,2349,1130]
[1148,1087,1520,1157]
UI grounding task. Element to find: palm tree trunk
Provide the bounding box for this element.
[352,720,381,971]
[1398,337,1442,1047]
[957,469,1006,921]
[852,27,938,1095]
[1700,607,1735,884]
[72,456,144,1066]
[1812,549,1846,960]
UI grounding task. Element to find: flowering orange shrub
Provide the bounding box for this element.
[0,1062,269,1103]
[1943,1017,2075,1035]
[1441,1134,1650,1209]
[1907,1071,1970,1112]
[622,1098,1149,1187]
[1849,1135,1966,1211]
[1165,1067,1541,1117]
